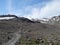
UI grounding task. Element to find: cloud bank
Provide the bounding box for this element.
[7,0,60,19]
[24,0,60,19]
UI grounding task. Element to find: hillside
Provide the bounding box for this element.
[0,15,60,45]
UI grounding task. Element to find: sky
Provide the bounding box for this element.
[0,0,60,19]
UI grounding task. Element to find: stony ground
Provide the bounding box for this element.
[0,17,60,45]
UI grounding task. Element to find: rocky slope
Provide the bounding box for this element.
[0,15,60,45]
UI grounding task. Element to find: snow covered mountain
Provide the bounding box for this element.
[0,14,17,20]
[40,15,60,25]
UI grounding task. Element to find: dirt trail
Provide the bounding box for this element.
[3,31,21,45]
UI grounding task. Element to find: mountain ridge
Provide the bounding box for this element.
[0,14,60,45]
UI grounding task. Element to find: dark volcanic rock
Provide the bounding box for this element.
[17,17,35,23]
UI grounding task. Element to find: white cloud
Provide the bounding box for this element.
[6,0,60,19]
[23,7,40,19]
[24,0,60,19]
[40,0,60,18]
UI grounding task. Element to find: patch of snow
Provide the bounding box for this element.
[0,17,15,20]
